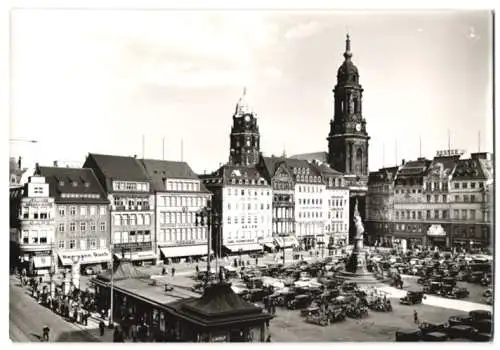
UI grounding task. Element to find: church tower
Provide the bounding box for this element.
[327,34,370,177]
[229,88,260,167]
[327,34,370,245]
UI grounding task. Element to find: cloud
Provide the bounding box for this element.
[284,21,324,40]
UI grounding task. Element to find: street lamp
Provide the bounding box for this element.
[195,204,222,284]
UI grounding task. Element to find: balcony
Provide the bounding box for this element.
[19,242,54,252]
[113,205,151,212]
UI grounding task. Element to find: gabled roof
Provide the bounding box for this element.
[97,260,150,282]
[139,159,211,193]
[260,156,293,182]
[452,158,487,180]
[37,166,109,204]
[289,151,328,163]
[368,166,399,185]
[424,155,460,178]
[199,163,269,187]
[84,153,152,193]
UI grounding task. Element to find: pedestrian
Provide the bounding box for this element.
[195,265,199,273]
[413,310,419,324]
[266,335,272,342]
[42,325,50,342]
[171,267,175,277]
[99,320,105,336]
[162,267,166,275]
[255,258,258,266]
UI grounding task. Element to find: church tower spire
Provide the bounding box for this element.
[229,88,260,167]
[327,33,370,177]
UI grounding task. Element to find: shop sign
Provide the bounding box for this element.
[176,240,196,246]
[226,239,255,244]
[211,334,228,342]
[60,250,110,262]
[22,198,51,206]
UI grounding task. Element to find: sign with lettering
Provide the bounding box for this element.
[211,334,228,342]
[59,250,111,265]
[226,239,256,244]
[436,149,465,157]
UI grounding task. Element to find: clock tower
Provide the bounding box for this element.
[229,88,261,167]
[326,34,370,244]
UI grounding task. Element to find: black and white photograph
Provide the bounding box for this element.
[6,2,495,343]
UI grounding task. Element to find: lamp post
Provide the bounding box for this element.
[195,203,222,284]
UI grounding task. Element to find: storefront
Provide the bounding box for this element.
[223,241,263,255]
[426,224,448,248]
[58,249,112,273]
[114,250,157,265]
[30,253,53,276]
[159,245,210,263]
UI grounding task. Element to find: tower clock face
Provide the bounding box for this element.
[244,115,251,122]
[355,123,362,132]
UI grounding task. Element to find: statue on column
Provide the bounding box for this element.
[353,199,365,240]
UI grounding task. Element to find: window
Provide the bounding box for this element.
[90,222,96,232]
[462,182,468,189]
[461,209,467,220]
[454,183,459,189]
[89,238,97,249]
[434,210,439,219]
[241,189,245,195]
[442,195,447,203]
[471,195,476,202]
[70,206,76,215]
[442,210,448,219]
[455,195,460,202]
[427,195,431,202]
[434,195,439,202]
[471,182,476,189]
[58,241,65,249]
[463,195,469,202]
[418,211,422,219]
[59,206,66,217]
[130,214,137,225]
[70,223,76,232]
[470,210,476,220]
[145,214,151,225]
[411,211,416,219]
[80,206,87,216]
[59,223,65,232]
[454,209,459,219]
[426,210,431,219]
[80,222,87,231]
[90,206,96,215]
[69,239,76,249]
[100,222,106,231]
[396,211,400,219]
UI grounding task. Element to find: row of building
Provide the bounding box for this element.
[366,149,493,250]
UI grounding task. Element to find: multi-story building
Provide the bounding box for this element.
[420,151,461,248]
[312,160,350,247]
[449,152,493,249]
[83,154,157,264]
[366,166,399,246]
[139,159,212,263]
[392,158,431,248]
[11,172,56,275]
[285,159,325,250]
[258,155,297,251]
[199,89,272,256]
[38,166,111,273]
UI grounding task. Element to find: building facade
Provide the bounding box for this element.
[365,166,399,246]
[326,34,370,242]
[312,161,350,247]
[285,159,325,250]
[449,152,493,249]
[259,156,297,250]
[140,159,212,263]
[200,90,272,256]
[38,166,111,273]
[84,154,157,264]
[12,173,56,275]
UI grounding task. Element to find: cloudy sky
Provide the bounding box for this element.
[9,9,493,174]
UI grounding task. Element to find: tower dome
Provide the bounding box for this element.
[234,87,254,117]
[337,34,359,82]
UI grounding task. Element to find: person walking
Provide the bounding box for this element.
[42,325,50,342]
[413,310,419,324]
[171,267,175,277]
[266,335,272,342]
[195,265,199,273]
[99,320,106,336]
[162,267,166,275]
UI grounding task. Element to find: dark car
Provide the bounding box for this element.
[395,328,422,342]
[400,290,425,305]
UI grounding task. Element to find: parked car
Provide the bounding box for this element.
[400,290,425,305]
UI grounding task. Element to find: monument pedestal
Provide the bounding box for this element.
[337,237,389,285]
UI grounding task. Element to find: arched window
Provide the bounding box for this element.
[357,148,363,173]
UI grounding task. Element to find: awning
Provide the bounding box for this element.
[264,243,275,250]
[427,224,446,237]
[32,256,52,269]
[160,245,209,258]
[59,249,111,266]
[114,250,157,261]
[223,243,263,253]
[275,236,298,248]
[274,237,284,247]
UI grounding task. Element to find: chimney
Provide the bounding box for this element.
[18,156,22,170]
[401,159,405,166]
[53,160,58,167]
[35,162,40,174]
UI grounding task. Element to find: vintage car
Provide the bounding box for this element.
[305,313,329,326]
[447,325,476,340]
[440,284,469,299]
[441,277,457,287]
[400,290,425,305]
[469,309,492,322]
[395,328,422,342]
[466,271,485,284]
[287,294,313,310]
[345,304,369,318]
[419,322,449,335]
[422,281,441,295]
[300,305,321,317]
[482,288,492,298]
[448,315,472,327]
